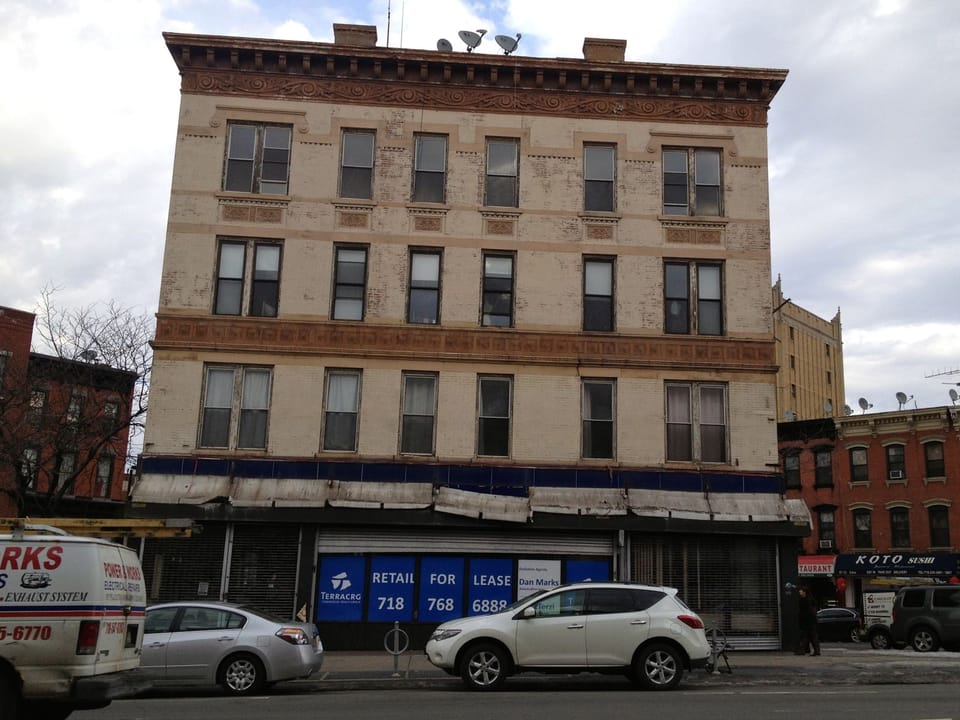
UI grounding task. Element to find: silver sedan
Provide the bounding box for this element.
[141,601,323,695]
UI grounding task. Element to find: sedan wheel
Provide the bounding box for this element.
[869,630,891,650]
[909,627,940,653]
[634,644,683,691]
[460,644,507,690]
[849,626,862,643]
[219,653,265,695]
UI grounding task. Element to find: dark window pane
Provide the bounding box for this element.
[238,409,267,448]
[250,282,278,317]
[324,413,357,451]
[667,425,692,461]
[695,186,720,215]
[584,180,614,211]
[401,416,435,454]
[409,288,439,324]
[201,408,230,448]
[665,299,689,333]
[701,426,726,463]
[583,421,613,459]
[486,176,517,207]
[584,297,613,331]
[478,418,509,456]
[340,167,373,199]
[216,279,243,315]
[698,299,722,335]
[414,172,445,202]
[225,160,254,191]
[228,125,257,160]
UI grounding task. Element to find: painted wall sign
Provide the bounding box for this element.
[517,559,561,599]
[418,557,464,622]
[367,555,416,622]
[316,556,366,621]
[467,558,513,615]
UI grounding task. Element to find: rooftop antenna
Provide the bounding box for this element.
[458,29,486,52]
[950,388,958,406]
[858,397,873,414]
[436,38,453,51]
[896,391,914,410]
[495,33,521,55]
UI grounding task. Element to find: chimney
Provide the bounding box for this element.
[582,37,626,63]
[333,23,378,48]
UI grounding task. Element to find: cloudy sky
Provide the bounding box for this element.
[2,0,958,413]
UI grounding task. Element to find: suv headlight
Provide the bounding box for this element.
[430,628,462,642]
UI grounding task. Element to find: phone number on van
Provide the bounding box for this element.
[0,625,52,641]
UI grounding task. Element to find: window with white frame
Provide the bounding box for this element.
[224,122,292,195]
[783,453,800,489]
[401,373,437,454]
[584,144,615,212]
[929,505,950,547]
[332,246,368,321]
[477,376,512,457]
[95,456,113,498]
[817,508,836,546]
[890,506,911,548]
[323,370,361,452]
[665,382,727,463]
[814,448,833,488]
[850,447,869,482]
[408,249,442,324]
[20,448,38,490]
[481,253,514,327]
[664,261,723,335]
[853,508,872,548]
[215,240,282,317]
[583,257,614,332]
[199,365,272,450]
[340,130,375,199]
[924,441,945,477]
[582,379,615,459]
[485,138,519,207]
[662,147,721,216]
[886,443,906,479]
[413,134,447,203]
[56,452,76,494]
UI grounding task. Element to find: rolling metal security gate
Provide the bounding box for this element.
[631,534,781,649]
[141,522,302,619]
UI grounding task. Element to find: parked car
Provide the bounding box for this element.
[864,621,893,650]
[425,582,711,691]
[141,602,323,695]
[816,607,863,643]
[891,585,960,652]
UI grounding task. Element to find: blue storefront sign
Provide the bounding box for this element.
[566,559,610,583]
[316,556,366,621]
[467,558,513,615]
[835,552,960,577]
[367,555,416,621]
[418,557,465,622]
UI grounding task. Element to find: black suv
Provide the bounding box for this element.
[890,585,960,652]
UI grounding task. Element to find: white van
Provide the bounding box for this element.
[0,526,148,720]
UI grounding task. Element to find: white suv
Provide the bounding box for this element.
[425,582,710,690]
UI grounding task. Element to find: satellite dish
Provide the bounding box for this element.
[950,388,959,404]
[495,33,521,55]
[896,391,914,410]
[858,397,873,413]
[458,29,486,52]
[843,404,854,416]
[79,349,98,362]
[824,400,833,415]
[437,38,453,52]
[783,410,797,421]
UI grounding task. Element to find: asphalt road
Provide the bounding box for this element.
[75,683,960,720]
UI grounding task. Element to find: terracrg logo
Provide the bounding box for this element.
[331,571,352,591]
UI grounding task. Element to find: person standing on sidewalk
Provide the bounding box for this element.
[796,586,821,656]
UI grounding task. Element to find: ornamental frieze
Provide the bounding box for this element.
[154,315,776,371]
[184,71,768,126]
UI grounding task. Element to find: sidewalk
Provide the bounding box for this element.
[306,645,960,689]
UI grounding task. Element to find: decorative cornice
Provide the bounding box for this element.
[153,315,776,372]
[164,32,787,128]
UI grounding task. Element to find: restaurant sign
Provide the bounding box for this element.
[835,552,960,577]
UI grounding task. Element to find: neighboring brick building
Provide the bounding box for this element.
[780,408,960,605]
[134,24,807,648]
[0,306,136,516]
[772,276,845,421]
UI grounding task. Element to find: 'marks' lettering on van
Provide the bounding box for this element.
[0,546,63,571]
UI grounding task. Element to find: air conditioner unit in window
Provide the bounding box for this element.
[888,470,904,480]
[819,540,833,549]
